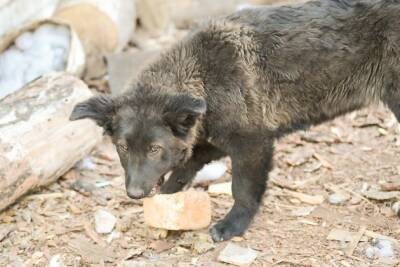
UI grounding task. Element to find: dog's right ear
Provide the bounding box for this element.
[70,94,115,134]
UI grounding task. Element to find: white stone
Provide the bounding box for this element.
[328,193,349,205]
[49,255,64,267]
[94,209,117,234]
[218,243,258,266]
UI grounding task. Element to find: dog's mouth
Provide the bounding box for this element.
[147,175,165,197]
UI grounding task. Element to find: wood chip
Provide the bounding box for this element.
[272,176,321,191]
[313,153,334,169]
[84,221,106,247]
[208,182,232,196]
[69,235,116,263]
[380,182,400,192]
[346,226,366,256]
[0,225,15,242]
[25,192,64,200]
[283,189,324,205]
[327,228,368,242]
[362,190,400,201]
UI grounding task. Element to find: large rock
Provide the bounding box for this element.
[143,190,211,230]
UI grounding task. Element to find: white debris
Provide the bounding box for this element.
[365,239,395,259]
[218,243,258,266]
[106,230,121,243]
[0,23,71,99]
[77,156,96,170]
[94,209,117,234]
[328,192,350,205]
[291,206,315,217]
[95,180,112,188]
[49,255,64,267]
[194,161,227,184]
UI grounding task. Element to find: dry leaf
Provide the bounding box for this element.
[284,189,324,205]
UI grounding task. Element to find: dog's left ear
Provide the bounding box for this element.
[163,95,206,137]
[70,94,115,134]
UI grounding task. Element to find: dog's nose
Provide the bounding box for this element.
[126,187,145,199]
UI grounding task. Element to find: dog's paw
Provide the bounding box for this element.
[209,220,244,242]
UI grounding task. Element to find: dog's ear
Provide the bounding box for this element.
[163,95,206,137]
[70,94,115,134]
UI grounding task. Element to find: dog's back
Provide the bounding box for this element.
[180,0,400,134]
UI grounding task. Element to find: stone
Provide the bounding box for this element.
[208,182,232,196]
[192,233,215,254]
[94,209,117,234]
[143,190,211,230]
[365,239,394,259]
[328,193,350,205]
[218,243,258,266]
[49,255,64,267]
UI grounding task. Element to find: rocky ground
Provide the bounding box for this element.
[1,105,399,267]
[1,4,400,265]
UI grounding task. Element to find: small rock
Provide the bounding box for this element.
[366,239,394,259]
[145,227,169,239]
[143,190,211,230]
[291,206,315,217]
[117,217,133,233]
[218,243,258,266]
[49,255,64,267]
[192,233,215,254]
[349,196,362,205]
[328,193,350,205]
[94,209,117,234]
[208,182,232,196]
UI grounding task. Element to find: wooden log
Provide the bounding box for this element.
[0,73,103,211]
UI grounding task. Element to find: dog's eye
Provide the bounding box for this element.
[148,144,162,155]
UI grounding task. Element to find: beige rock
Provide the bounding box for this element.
[143,190,211,230]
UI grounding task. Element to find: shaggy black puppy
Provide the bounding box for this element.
[71,0,400,241]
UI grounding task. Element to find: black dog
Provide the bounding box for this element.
[70,0,400,241]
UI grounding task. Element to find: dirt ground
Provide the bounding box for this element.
[1,104,399,267]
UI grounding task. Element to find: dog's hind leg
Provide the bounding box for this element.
[160,142,226,194]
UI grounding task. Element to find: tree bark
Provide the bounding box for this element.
[0,73,103,211]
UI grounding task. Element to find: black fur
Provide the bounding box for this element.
[71,0,400,242]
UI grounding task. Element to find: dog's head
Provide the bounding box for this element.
[70,92,206,199]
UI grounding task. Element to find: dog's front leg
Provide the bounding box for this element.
[210,135,273,242]
[161,142,226,194]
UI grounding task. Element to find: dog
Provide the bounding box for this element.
[70,0,400,241]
